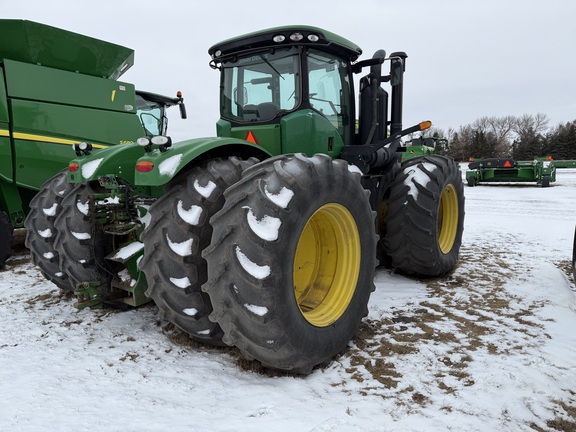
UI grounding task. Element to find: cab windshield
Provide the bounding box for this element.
[220,47,300,122]
[136,95,166,136]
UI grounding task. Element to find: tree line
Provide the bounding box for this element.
[422,114,576,162]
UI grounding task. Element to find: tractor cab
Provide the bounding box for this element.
[209,26,420,174]
[209,26,361,158]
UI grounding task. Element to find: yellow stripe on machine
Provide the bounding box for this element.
[11,132,109,149]
[0,129,9,137]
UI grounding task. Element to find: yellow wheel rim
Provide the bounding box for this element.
[438,184,459,254]
[293,203,361,327]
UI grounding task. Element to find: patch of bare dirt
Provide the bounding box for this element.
[341,244,549,409]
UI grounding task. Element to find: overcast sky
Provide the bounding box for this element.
[4,0,576,141]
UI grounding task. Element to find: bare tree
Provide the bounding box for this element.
[513,113,550,142]
[487,115,515,154]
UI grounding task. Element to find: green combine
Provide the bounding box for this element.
[466,157,556,187]
[0,19,185,269]
[28,25,466,374]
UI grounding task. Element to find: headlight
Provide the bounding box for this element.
[151,136,171,146]
[73,141,92,156]
[137,137,151,147]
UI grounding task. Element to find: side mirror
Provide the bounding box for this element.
[177,91,187,119]
[179,103,187,120]
[233,86,249,105]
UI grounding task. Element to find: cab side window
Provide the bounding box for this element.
[307,49,351,144]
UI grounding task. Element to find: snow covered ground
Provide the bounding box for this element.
[1,165,575,432]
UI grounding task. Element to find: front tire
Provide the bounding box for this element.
[25,170,75,290]
[141,157,256,346]
[203,154,377,374]
[384,155,465,277]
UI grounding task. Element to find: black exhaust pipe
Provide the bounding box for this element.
[389,51,407,135]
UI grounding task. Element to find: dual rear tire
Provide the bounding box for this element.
[141,154,378,373]
[384,155,465,277]
[25,170,75,289]
[140,157,256,346]
[202,154,377,373]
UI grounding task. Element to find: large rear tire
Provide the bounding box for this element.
[141,157,256,346]
[24,170,75,290]
[384,155,465,277]
[203,154,377,374]
[0,210,14,268]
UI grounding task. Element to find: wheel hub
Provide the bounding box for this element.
[438,184,458,254]
[293,203,361,327]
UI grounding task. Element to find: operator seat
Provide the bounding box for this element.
[256,102,279,120]
[242,104,258,121]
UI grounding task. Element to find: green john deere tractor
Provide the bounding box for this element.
[0,19,185,269]
[29,25,465,374]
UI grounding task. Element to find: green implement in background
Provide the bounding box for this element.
[466,157,556,187]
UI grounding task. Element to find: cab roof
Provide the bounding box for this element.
[209,25,363,62]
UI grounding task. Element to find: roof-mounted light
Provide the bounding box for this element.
[307,34,320,42]
[213,49,222,58]
[273,34,285,43]
[290,32,304,42]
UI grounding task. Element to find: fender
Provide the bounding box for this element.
[67,144,146,184]
[134,137,271,186]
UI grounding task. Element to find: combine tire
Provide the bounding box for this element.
[203,154,377,374]
[53,182,115,291]
[0,210,14,268]
[541,175,551,188]
[384,155,465,277]
[25,170,74,290]
[466,176,476,187]
[141,157,256,346]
